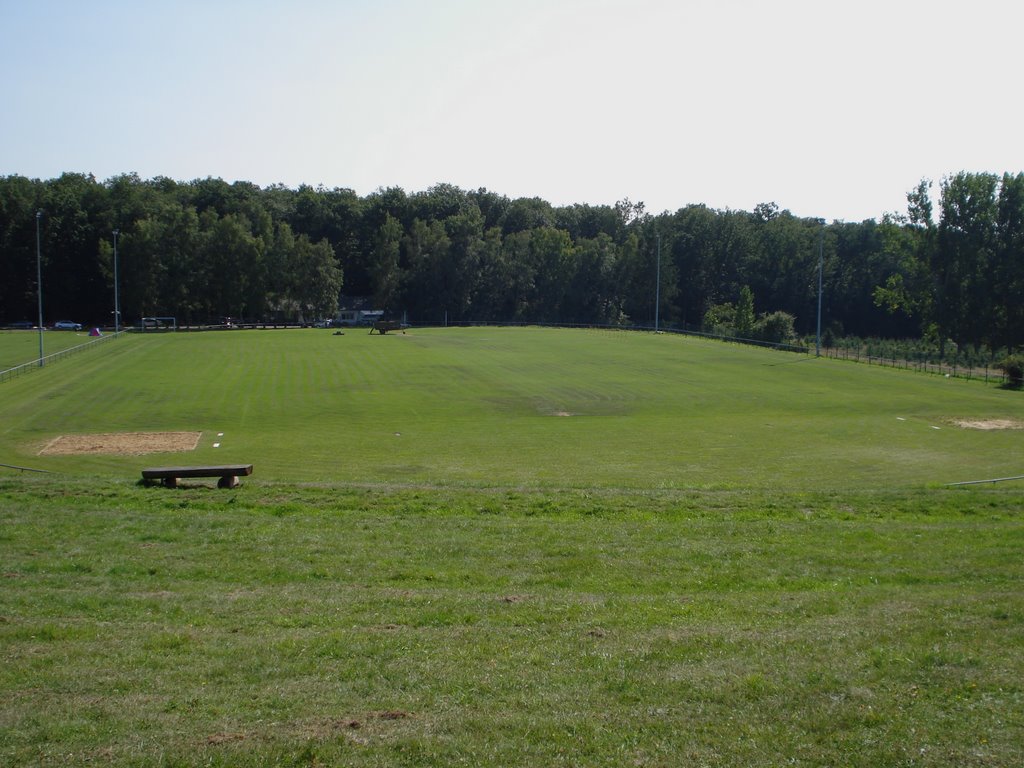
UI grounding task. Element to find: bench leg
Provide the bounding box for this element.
[218,475,240,489]
[162,477,178,488]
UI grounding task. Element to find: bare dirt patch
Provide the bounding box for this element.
[39,431,202,456]
[953,419,1024,431]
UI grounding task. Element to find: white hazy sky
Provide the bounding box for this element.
[2,0,1022,222]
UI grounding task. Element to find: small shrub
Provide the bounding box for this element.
[1000,354,1024,387]
[702,302,736,336]
[754,311,797,345]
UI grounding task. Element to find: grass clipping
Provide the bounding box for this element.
[39,431,202,456]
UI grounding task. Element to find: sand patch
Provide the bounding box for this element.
[952,419,1024,431]
[39,431,202,456]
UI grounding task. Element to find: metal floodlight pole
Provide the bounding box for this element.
[113,229,120,333]
[655,232,661,332]
[815,224,824,357]
[36,210,44,367]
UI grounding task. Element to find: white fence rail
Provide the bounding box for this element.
[0,332,125,384]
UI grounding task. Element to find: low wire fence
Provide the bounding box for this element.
[821,343,1011,385]
[0,331,126,384]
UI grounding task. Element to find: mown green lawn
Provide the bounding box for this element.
[0,329,100,371]
[1,328,1022,766]
[1,327,1022,490]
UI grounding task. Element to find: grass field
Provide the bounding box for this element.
[0,329,101,371]
[1,327,1023,489]
[2,327,1023,766]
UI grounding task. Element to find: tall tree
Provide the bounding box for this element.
[201,212,265,320]
[993,173,1024,349]
[935,172,999,347]
[441,206,485,320]
[291,235,343,321]
[402,218,451,322]
[873,181,938,339]
[564,233,622,324]
[0,175,43,322]
[528,227,578,322]
[735,285,755,337]
[370,213,403,312]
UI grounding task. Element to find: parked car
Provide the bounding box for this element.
[7,321,34,329]
[53,320,82,331]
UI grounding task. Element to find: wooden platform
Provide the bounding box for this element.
[141,463,253,488]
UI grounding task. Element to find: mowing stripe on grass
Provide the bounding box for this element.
[0,327,1021,490]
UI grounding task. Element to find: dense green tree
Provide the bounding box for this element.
[501,197,555,234]
[873,184,937,337]
[668,205,751,325]
[370,213,403,312]
[528,227,577,322]
[119,213,167,321]
[564,233,622,324]
[749,210,818,330]
[553,203,622,243]
[148,204,203,323]
[2,170,1020,349]
[994,173,1024,349]
[829,219,909,339]
[38,173,109,323]
[935,172,999,347]
[615,232,659,325]
[291,235,343,321]
[0,175,43,322]
[496,229,536,321]
[201,212,264,320]
[468,188,510,231]
[440,206,486,320]
[265,222,298,319]
[411,183,472,223]
[402,218,451,322]
[469,227,508,320]
[291,184,361,291]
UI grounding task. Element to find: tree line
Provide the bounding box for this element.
[1,171,1021,351]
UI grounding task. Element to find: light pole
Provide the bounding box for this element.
[113,229,120,333]
[815,224,824,357]
[655,232,661,332]
[36,210,44,366]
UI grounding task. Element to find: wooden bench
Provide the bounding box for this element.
[369,320,405,335]
[141,464,253,488]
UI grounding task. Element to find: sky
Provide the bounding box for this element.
[2,0,1022,222]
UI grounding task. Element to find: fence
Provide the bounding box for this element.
[0,331,126,384]
[821,345,1009,385]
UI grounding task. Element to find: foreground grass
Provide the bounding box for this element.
[2,477,1022,766]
